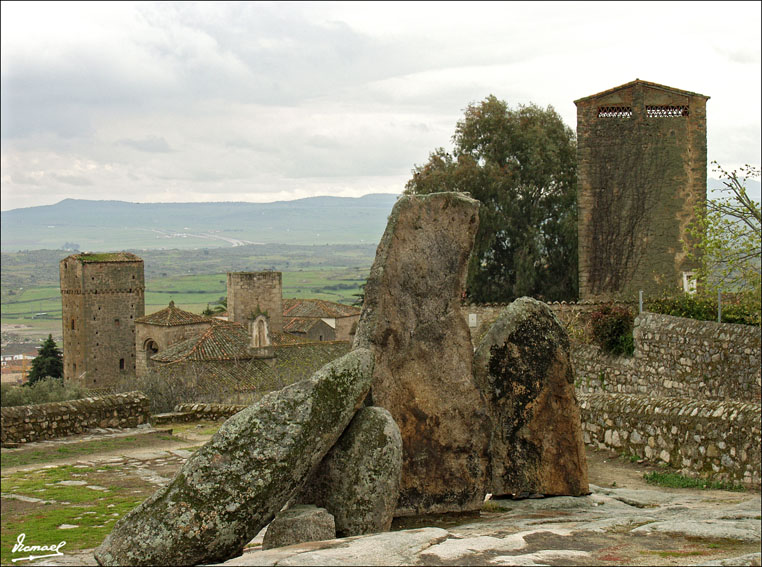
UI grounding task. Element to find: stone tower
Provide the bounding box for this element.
[227,272,283,333]
[60,252,145,388]
[575,79,709,299]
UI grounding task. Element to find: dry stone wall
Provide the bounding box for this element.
[0,392,149,445]
[574,313,761,402]
[579,393,761,487]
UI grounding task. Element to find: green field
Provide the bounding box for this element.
[1,269,367,341]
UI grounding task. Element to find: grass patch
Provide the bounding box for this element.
[1,433,177,469]
[0,465,155,561]
[481,499,504,513]
[643,472,747,492]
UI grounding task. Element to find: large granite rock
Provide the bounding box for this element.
[94,348,374,566]
[262,506,336,550]
[354,192,491,516]
[472,297,589,497]
[299,406,402,536]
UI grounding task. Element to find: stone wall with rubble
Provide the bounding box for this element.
[0,392,150,445]
[573,312,761,401]
[579,393,761,487]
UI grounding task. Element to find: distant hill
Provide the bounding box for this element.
[0,194,399,252]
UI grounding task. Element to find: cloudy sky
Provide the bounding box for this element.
[1,1,760,211]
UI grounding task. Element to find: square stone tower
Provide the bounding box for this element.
[60,252,145,388]
[227,272,283,333]
[575,79,709,299]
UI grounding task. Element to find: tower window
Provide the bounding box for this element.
[71,319,75,330]
[597,106,632,118]
[114,319,120,327]
[119,358,125,370]
[646,105,689,117]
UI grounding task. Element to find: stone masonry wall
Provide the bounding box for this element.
[574,313,761,402]
[174,403,246,421]
[0,392,150,445]
[575,80,708,299]
[151,403,247,425]
[579,393,761,487]
[227,272,283,333]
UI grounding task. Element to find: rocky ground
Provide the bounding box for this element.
[3,428,759,566]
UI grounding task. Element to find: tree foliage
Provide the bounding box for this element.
[404,95,577,302]
[27,334,63,385]
[687,163,761,314]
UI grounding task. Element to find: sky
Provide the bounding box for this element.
[1,1,760,211]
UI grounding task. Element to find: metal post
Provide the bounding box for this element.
[717,289,722,323]
[638,290,643,314]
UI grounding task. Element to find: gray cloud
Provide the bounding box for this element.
[116,136,173,153]
[52,174,93,186]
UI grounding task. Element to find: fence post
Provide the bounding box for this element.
[717,289,722,323]
[639,290,643,315]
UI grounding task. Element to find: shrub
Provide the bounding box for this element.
[589,304,635,356]
[647,292,760,326]
[0,378,91,407]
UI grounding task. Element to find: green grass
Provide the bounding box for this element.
[1,465,150,560]
[643,472,747,492]
[1,434,176,469]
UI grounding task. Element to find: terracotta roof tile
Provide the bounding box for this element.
[136,301,211,327]
[282,298,360,319]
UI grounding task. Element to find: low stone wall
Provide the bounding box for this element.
[174,403,247,421]
[151,403,247,425]
[579,393,761,487]
[0,392,150,445]
[574,313,761,402]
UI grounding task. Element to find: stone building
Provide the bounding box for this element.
[282,298,360,342]
[135,301,211,378]
[227,272,283,332]
[575,79,709,299]
[60,252,145,388]
[149,319,351,404]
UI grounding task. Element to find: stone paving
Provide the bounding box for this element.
[5,427,760,566]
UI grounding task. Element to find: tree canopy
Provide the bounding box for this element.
[27,334,63,385]
[687,162,761,315]
[405,95,578,302]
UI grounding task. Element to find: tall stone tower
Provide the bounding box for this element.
[60,252,145,388]
[227,272,283,333]
[575,79,708,299]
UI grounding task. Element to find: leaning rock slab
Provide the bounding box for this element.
[262,506,336,550]
[298,406,402,536]
[473,297,588,497]
[354,192,491,516]
[94,348,374,566]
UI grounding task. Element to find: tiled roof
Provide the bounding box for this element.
[282,298,360,319]
[574,79,709,104]
[152,321,251,363]
[136,301,211,326]
[153,341,352,394]
[283,317,326,334]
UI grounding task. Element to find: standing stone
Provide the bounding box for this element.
[299,406,402,537]
[94,348,374,567]
[262,506,336,550]
[473,297,589,497]
[354,192,491,516]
